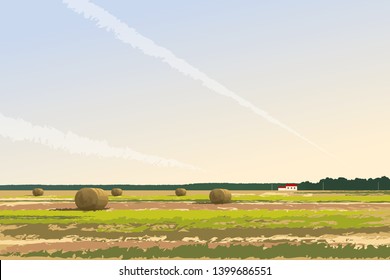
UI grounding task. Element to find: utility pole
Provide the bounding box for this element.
[271,183,273,191]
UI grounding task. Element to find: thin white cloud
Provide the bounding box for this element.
[63,0,333,157]
[0,113,198,170]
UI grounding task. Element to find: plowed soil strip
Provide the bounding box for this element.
[1,201,390,210]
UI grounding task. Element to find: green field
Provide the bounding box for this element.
[0,209,387,229]
[1,190,390,259]
[2,190,390,202]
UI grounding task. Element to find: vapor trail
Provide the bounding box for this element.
[0,113,198,170]
[63,0,332,156]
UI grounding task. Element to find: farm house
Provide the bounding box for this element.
[278,184,298,191]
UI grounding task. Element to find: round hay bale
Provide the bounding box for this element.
[175,188,187,196]
[111,188,123,196]
[209,188,232,204]
[75,188,108,211]
[32,188,44,196]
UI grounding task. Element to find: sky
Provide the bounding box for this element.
[0,0,389,184]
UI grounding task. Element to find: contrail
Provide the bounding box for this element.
[63,0,333,156]
[0,113,198,170]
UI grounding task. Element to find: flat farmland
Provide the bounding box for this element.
[1,190,390,259]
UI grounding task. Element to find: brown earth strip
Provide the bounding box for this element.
[3,233,390,256]
[2,224,389,242]
[2,201,390,211]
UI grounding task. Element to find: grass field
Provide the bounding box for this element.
[2,190,390,202]
[1,190,390,259]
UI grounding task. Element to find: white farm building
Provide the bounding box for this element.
[278,184,298,191]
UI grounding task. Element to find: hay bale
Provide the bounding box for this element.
[111,188,123,196]
[32,188,44,196]
[75,188,108,211]
[209,188,232,204]
[175,188,187,196]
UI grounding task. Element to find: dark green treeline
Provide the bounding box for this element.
[0,176,389,190]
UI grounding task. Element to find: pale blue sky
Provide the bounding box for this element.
[0,0,389,184]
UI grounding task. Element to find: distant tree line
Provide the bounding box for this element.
[0,183,286,191]
[298,176,390,190]
[1,177,389,190]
